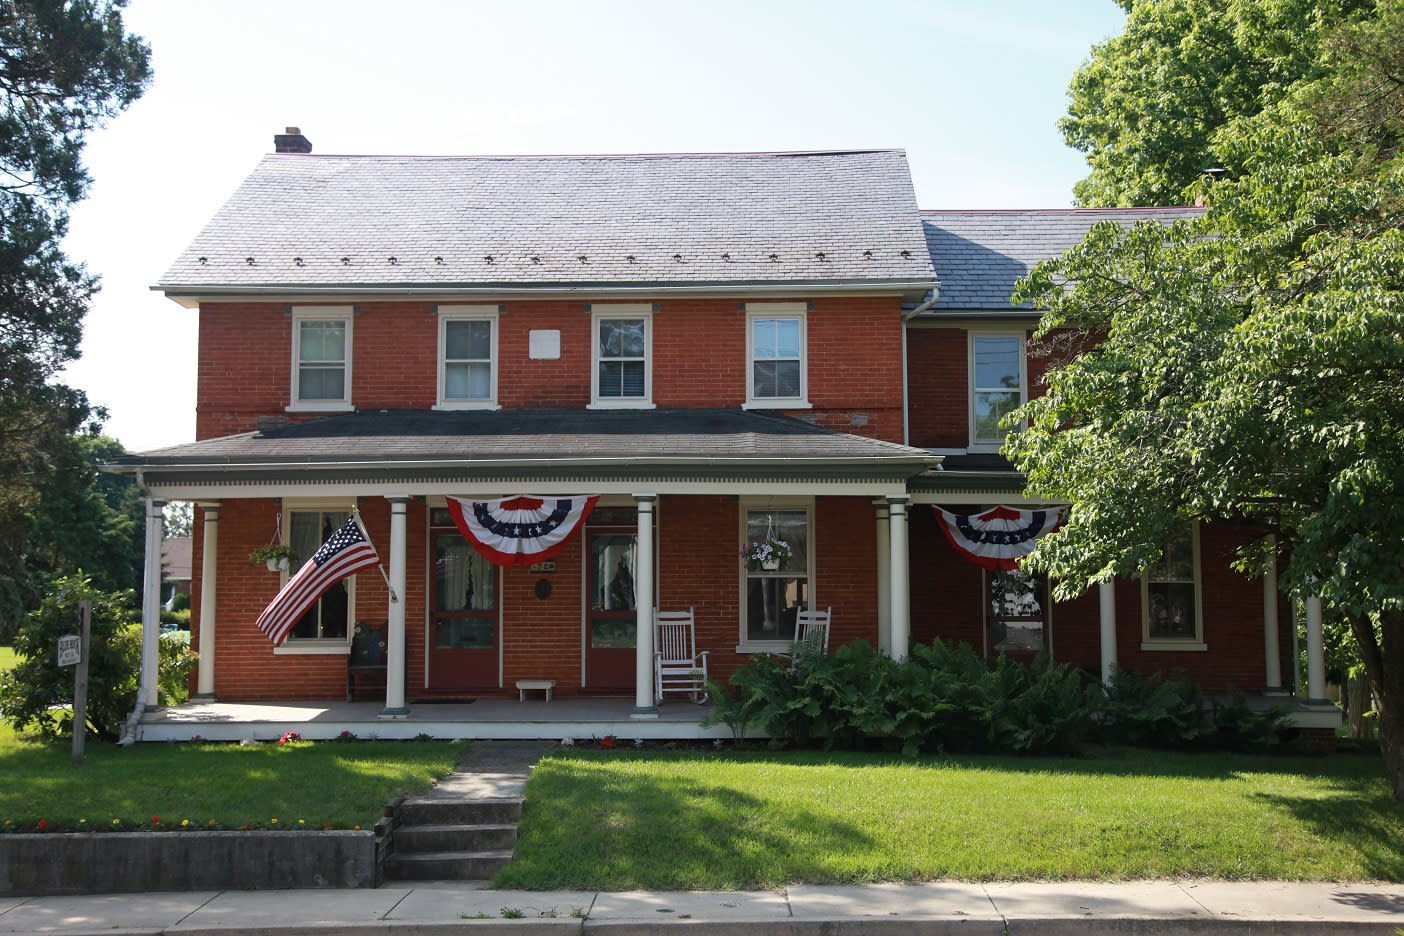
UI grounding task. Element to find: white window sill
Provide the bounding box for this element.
[286,403,355,414]
[967,442,1007,453]
[274,641,352,656]
[1139,641,1208,652]
[743,400,812,410]
[432,402,500,411]
[587,401,656,410]
[735,642,796,655]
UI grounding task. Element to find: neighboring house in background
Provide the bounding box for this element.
[160,536,192,610]
[109,130,1336,734]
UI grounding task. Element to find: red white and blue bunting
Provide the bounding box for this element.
[446,495,600,567]
[935,505,1063,571]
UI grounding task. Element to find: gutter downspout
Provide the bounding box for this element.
[902,288,941,447]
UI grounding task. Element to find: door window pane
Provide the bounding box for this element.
[435,535,495,612]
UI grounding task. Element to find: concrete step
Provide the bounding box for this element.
[397,797,523,826]
[383,849,513,881]
[394,822,517,853]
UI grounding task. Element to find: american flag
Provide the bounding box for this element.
[256,515,381,646]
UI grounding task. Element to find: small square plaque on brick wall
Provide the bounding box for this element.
[529,329,561,359]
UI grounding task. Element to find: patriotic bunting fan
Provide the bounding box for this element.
[935,505,1062,571]
[446,495,599,567]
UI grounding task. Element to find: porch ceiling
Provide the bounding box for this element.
[106,408,941,498]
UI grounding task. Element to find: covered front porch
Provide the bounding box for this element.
[137,697,738,743]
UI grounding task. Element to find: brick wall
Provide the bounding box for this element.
[197,297,906,441]
[906,327,968,449]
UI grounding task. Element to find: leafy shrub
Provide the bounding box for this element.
[717,639,1096,757]
[0,575,196,739]
[160,607,191,630]
[1209,691,1296,752]
[1097,667,1205,748]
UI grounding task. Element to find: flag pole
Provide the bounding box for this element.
[352,507,398,603]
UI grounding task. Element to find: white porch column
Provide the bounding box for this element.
[194,503,220,700]
[875,500,891,655]
[887,495,910,660]
[1262,536,1283,693]
[632,494,658,718]
[1099,579,1117,686]
[1305,594,1327,702]
[140,497,166,710]
[380,496,411,718]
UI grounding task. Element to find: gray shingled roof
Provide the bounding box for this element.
[922,208,1202,312]
[119,408,936,471]
[159,150,935,293]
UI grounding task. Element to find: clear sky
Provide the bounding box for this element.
[59,0,1126,453]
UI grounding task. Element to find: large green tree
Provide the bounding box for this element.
[1062,0,1373,207]
[1014,2,1404,797]
[0,0,151,633]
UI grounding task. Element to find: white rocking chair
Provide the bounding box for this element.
[792,607,832,659]
[654,608,710,704]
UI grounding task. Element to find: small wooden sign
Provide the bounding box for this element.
[57,634,81,667]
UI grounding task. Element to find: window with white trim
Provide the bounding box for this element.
[283,509,355,646]
[290,308,353,410]
[591,307,652,407]
[746,305,808,407]
[970,332,1025,448]
[437,307,497,408]
[1141,523,1204,649]
[739,505,811,647]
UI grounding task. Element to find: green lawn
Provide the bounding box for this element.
[0,734,463,830]
[0,646,16,671]
[497,748,1404,889]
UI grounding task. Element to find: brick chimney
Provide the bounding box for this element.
[273,127,312,154]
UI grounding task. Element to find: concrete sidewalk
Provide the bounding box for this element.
[0,880,1401,934]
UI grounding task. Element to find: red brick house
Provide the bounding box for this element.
[111,131,1336,737]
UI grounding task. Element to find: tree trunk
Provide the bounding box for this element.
[1350,610,1403,800]
[1345,673,1372,739]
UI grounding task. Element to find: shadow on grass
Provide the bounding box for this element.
[1250,789,1404,881]
[497,753,880,890]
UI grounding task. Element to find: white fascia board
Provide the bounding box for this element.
[153,279,943,309]
[140,478,914,501]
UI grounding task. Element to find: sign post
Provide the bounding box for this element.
[65,601,91,767]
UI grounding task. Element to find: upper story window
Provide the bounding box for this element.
[290,307,353,412]
[437,306,498,409]
[1141,523,1205,650]
[969,331,1025,449]
[745,303,810,408]
[590,305,653,408]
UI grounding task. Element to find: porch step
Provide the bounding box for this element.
[393,822,517,852]
[396,797,523,826]
[384,849,514,881]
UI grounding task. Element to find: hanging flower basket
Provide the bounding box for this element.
[250,544,293,572]
[740,538,792,572]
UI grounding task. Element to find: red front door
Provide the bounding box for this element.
[585,525,637,691]
[428,513,499,691]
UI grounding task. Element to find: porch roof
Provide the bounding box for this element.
[107,408,940,494]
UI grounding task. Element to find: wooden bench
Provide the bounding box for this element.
[516,679,556,702]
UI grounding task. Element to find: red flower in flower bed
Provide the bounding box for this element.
[152,815,160,826]
[36,819,46,831]
[600,735,616,749]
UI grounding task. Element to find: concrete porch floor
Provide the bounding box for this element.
[137,697,736,743]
